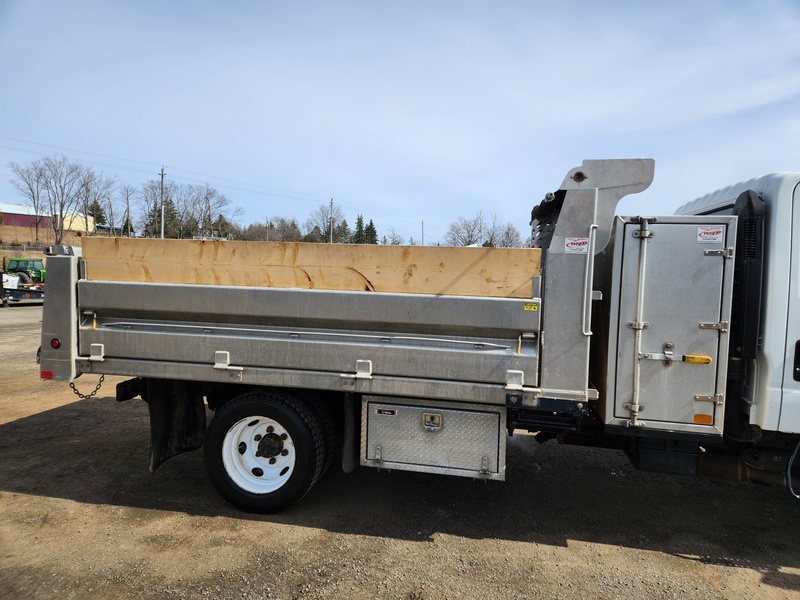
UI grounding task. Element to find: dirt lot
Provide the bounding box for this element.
[2,304,800,599]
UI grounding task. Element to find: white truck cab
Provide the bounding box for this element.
[677,174,800,435]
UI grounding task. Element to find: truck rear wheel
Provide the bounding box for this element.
[204,390,327,513]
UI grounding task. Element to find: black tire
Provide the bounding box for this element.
[292,390,336,476]
[204,390,327,513]
[15,271,32,284]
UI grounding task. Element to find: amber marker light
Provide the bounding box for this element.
[693,414,713,425]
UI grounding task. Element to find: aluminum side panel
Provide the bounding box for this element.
[77,281,540,338]
[606,217,736,434]
[79,326,539,386]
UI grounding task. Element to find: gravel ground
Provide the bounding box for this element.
[1,303,800,599]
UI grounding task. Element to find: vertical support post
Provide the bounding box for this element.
[535,159,655,399]
[159,166,165,239]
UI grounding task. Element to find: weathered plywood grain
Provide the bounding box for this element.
[81,238,541,298]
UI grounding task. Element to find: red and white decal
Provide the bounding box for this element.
[697,226,724,244]
[564,237,589,254]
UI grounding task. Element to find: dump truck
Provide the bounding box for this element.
[39,159,800,513]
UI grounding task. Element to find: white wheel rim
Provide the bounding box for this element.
[221,415,296,494]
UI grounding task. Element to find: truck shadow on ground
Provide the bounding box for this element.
[2,395,800,591]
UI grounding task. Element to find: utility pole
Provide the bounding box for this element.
[329,198,334,244]
[159,166,165,239]
[421,220,424,246]
[126,194,131,237]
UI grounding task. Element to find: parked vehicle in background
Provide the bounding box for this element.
[5,257,46,284]
[2,270,44,305]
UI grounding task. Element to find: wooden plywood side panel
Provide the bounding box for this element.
[81,238,541,298]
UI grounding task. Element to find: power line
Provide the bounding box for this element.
[0,136,332,200]
[0,136,161,168]
[1,135,455,237]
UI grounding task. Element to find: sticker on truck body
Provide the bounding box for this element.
[564,237,589,254]
[697,226,724,244]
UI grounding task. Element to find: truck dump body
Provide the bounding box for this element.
[72,239,543,406]
[39,159,800,512]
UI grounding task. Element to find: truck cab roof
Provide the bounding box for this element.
[675,172,800,215]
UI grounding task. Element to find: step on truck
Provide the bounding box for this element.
[39,159,800,513]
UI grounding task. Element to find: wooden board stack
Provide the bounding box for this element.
[81,238,541,299]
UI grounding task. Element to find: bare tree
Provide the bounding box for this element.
[171,183,198,238]
[116,184,137,236]
[483,214,502,247]
[244,217,304,242]
[386,227,404,245]
[496,223,523,248]
[84,173,115,234]
[484,214,523,248]
[137,181,232,239]
[305,202,345,243]
[444,212,484,246]
[445,211,522,247]
[38,154,88,244]
[77,169,95,235]
[196,184,231,238]
[8,159,47,243]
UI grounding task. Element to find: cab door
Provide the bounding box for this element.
[780,181,800,433]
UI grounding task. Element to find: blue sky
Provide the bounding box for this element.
[1,1,798,244]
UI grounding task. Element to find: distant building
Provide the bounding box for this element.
[0,203,54,230]
[61,213,96,234]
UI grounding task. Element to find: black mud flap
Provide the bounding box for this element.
[145,379,207,472]
[341,392,360,473]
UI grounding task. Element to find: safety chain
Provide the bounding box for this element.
[69,375,106,400]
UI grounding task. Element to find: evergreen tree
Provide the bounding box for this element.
[121,215,134,236]
[89,198,107,225]
[213,214,236,239]
[144,197,179,238]
[365,219,378,244]
[303,225,325,243]
[353,215,366,244]
[334,219,352,243]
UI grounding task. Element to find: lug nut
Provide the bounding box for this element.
[269,458,276,465]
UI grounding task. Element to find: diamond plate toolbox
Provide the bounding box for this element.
[361,396,506,480]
